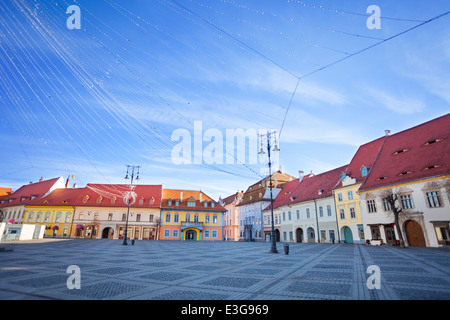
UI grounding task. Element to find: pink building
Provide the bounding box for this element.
[221,192,243,241]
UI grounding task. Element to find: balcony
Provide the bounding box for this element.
[181,221,203,231]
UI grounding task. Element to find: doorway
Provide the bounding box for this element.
[185,230,197,241]
[296,228,303,243]
[405,220,426,247]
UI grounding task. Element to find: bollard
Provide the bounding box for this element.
[131,239,135,246]
[284,244,289,255]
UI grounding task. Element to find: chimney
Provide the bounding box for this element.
[299,171,304,182]
[279,165,284,173]
[65,176,70,188]
[199,192,202,202]
[73,183,77,189]
[385,130,392,136]
[180,191,183,202]
[39,177,43,182]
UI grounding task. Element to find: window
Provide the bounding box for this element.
[136,214,141,222]
[350,207,356,219]
[361,166,368,177]
[149,198,154,205]
[367,200,377,213]
[164,229,170,238]
[96,196,102,204]
[111,197,116,204]
[319,207,323,217]
[338,193,343,202]
[205,214,210,224]
[139,198,144,205]
[426,191,442,208]
[339,208,345,220]
[168,199,172,206]
[194,214,199,222]
[204,230,210,238]
[327,205,332,216]
[149,214,154,222]
[122,214,126,221]
[65,213,72,223]
[108,213,113,221]
[212,230,218,238]
[383,198,392,211]
[165,213,171,223]
[55,212,62,223]
[400,194,414,209]
[289,231,293,241]
[296,210,300,219]
[306,208,310,219]
[175,200,180,206]
[173,229,179,238]
[185,214,190,222]
[204,201,208,207]
[83,196,89,203]
[288,211,291,220]
[213,215,218,224]
[187,200,196,207]
[347,191,354,200]
[174,214,179,223]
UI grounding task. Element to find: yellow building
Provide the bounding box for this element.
[23,188,81,238]
[333,137,386,243]
[160,189,226,241]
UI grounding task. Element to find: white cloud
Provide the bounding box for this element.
[365,87,426,115]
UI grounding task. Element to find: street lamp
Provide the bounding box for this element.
[260,130,280,254]
[123,165,140,245]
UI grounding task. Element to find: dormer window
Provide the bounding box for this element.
[393,149,409,155]
[424,165,440,170]
[203,201,208,207]
[424,138,442,146]
[139,197,144,205]
[318,189,325,195]
[30,195,37,200]
[83,195,89,204]
[340,172,347,182]
[175,199,180,206]
[96,196,102,204]
[149,197,154,205]
[20,197,27,202]
[377,176,387,180]
[361,166,369,177]
[398,171,412,176]
[211,202,215,208]
[168,198,172,206]
[111,196,116,204]
[187,196,196,207]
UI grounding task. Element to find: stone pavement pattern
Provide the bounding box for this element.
[0,240,449,300]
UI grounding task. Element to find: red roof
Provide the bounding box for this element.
[27,188,85,207]
[73,184,162,208]
[268,165,347,210]
[161,189,225,211]
[336,136,386,187]
[0,177,63,208]
[360,113,450,191]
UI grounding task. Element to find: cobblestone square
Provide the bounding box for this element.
[0,239,449,300]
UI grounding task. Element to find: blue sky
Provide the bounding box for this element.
[1,0,449,200]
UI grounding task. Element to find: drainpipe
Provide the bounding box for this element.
[313,199,320,243]
[332,190,341,243]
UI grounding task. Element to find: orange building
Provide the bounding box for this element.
[160,189,226,241]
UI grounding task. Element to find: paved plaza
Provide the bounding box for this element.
[0,239,449,300]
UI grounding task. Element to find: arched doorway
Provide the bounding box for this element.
[296,228,303,243]
[342,226,353,244]
[306,227,315,243]
[405,220,426,247]
[185,229,197,241]
[102,227,114,239]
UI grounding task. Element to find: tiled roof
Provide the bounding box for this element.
[73,184,162,208]
[267,165,347,210]
[28,188,85,207]
[161,189,225,211]
[238,170,295,206]
[336,136,386,187]
[360,113,450,191]
[0,177,63,208]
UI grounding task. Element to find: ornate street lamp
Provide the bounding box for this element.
[123,165,140,245]
[260,130,280,254]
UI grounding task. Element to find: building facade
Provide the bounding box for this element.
[238,170,294,241]
[159,189,226,241]
[221,192,243,241]
[359,114,450,247]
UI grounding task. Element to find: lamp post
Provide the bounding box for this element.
[259,130,280,254]
[123,165,140,245]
